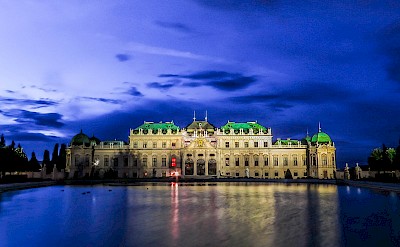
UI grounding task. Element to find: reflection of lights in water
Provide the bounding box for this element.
[170,182,179,241]
[357,188,361,194]
[346,186,350,194]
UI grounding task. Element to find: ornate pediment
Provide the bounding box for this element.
[185,137,215,149]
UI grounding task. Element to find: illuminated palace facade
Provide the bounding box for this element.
[66,117,336,179]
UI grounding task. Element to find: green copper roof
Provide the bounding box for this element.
[274,139,300,145]
[221,121,267,133]
[71,130,90,145]
[135,121,180,131]
[311,132,332,143]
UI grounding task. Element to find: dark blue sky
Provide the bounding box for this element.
[1,1,400,167]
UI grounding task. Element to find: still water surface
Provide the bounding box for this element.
[0,183,399,247]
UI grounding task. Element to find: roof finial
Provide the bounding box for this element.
[193,110,196,121]
[205,110,208,122]
[318,122,321,132]
[306,128,309,136]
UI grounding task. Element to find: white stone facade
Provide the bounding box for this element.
[66,120,336,179]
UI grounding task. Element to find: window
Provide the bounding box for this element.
[152,157,157,167]
[235,142,239,148]
[225,142,229,148]
[143,142,147,148]
[273,156,278,166]
[264,156,269,166]
[171,157,176,167]
[172,142,176,148]
[153,142,157,148]
[142,157,147,167]
[162,157,166,167]
[244,142,249,148]
[226,172,230,176]
[124,157,128,167]
[322,155,327,166]
[85,155,90,166]
[245,157,249,166]
[104,157,109,166]
[294,172,298,177]
[293,156,298,166]
[312,155,316,166]
[254,157,259,166]
[283,156,288,166]
[236,172,240,177]
[302,155,306,166]
[254,142,258,148]
[275,171,279,177]
[304,171,307,177]
[225,157,230,166]
[133,157,137,167]
[162,142,166,148]
[113,158,118,167]
[332,155,335,165]
[255,172,259,177]
[264,142,268,147]
[265,172,269,177]
[133,142,138,148]
[235,157,239,166]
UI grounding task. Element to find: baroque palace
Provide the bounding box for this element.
[66,116,336,179]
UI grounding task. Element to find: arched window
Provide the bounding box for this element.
[208,159,217,175]
[197,159,205,175]
[185,159,194,175]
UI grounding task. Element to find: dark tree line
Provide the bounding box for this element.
[368,142,400,172]
[0,134,67,177]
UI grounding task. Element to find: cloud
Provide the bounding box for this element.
[155,21,193,33]
[230,81,350,105]
[126,86,143,97]
[147,82,176,90]
[115,53,131,62]
[0,97,58,107]
[377,21,400,83]
[127,42,225,62]
[81,97,123,104]
[1,110,64,128]
[155,70,257,91]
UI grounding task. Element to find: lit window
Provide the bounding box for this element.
[171,157,176,167]
[162,157,166,167]
[152,157,157,167]
[283,156,288,166]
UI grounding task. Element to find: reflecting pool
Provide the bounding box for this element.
[0,183,399,247]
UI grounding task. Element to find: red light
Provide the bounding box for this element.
[171,157,176,167]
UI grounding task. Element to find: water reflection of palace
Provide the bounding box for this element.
[66,116,336,179]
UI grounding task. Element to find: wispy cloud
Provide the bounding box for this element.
[115,53,131,62]
[127,42,225,62]
[155,21,193,33]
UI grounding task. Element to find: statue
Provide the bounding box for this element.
[245,167,249,178]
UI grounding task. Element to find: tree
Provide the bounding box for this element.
[42,150,51,173]
[368,148,383,171]
[393,140,400,170]
[14,143,28,172]
[51,143,59,169]
[0,134,5,148]
[28,152,41,171]
[57,144,67,171]
[382,144,392,171]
